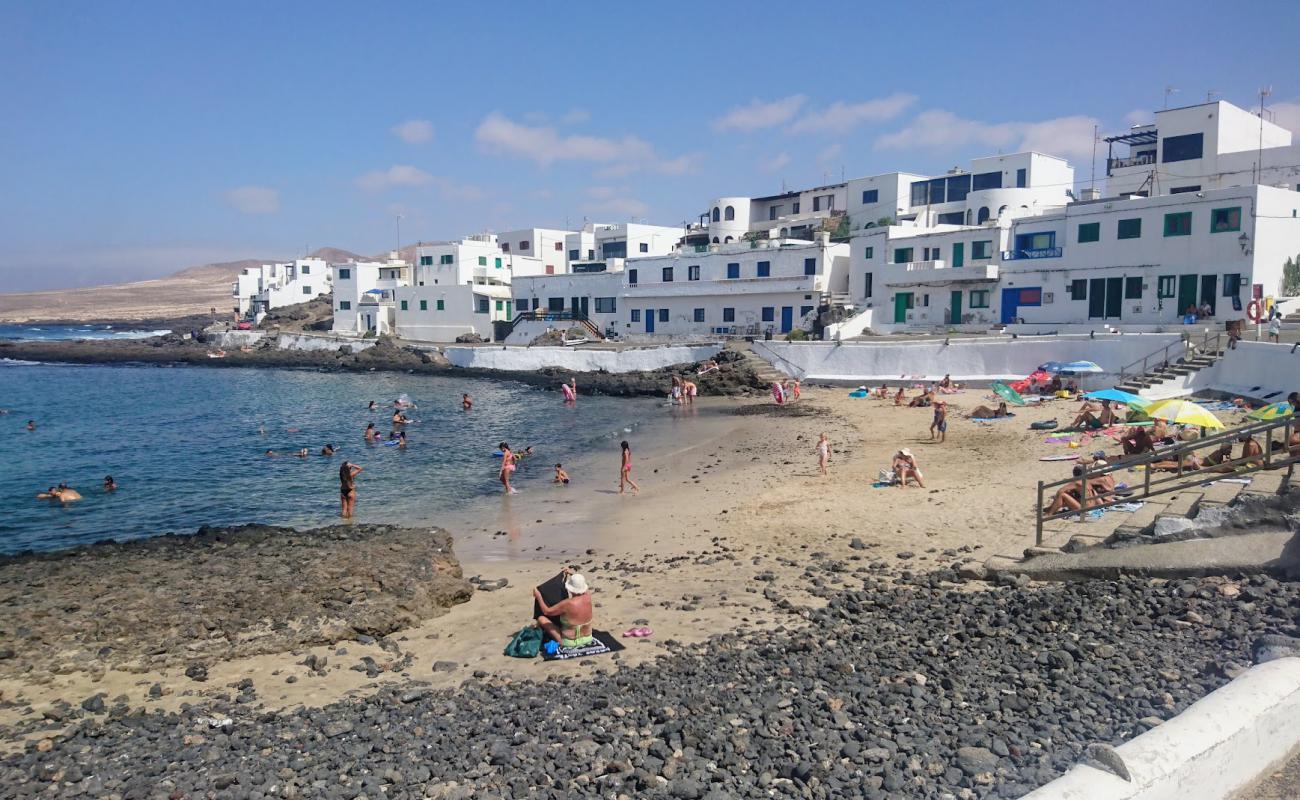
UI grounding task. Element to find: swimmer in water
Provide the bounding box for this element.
[27,420,36,431]
[364,422,378,442]
[295,448,309,458]
[397,430,407,449]
[368,401,377,412]
[103,475,117,491]
[321,444,335,456]
[265,449,277,457]
[462,393,472,410]
[554,463,570,484]
[392,409,410,425]
[54,483,82,502]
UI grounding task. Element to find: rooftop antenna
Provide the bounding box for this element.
[1257,86,1273,184]
[1206,89,1221,102]
[1089,124,1098,191]
[395,213,404,254]
[1163,86,1179,109]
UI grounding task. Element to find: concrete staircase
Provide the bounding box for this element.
[729,342,789,384]
[1115,344,1224,395]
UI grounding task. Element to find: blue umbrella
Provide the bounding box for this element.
[1083,388,1150,407]
[1041,360,1104,374]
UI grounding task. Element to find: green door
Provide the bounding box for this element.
[1105,277,1123,319]
[949,291,962,324]
[894,292,913,323]
[1177,274,1198,316]
[951,242,964,268]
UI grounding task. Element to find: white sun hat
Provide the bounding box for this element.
[565,573,590,596]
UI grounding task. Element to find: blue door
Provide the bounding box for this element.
[780,306,794,333]
[1000,288,1020,324]
[645,309,654,333]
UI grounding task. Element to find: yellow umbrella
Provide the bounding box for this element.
[1144,398,1224,429]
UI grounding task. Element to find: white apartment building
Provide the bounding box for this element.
[331,255,410,335]
[510,234,851,341]
[389,235,537,340]
[496,227,576,275]
[232,258,329,318]
[1106,100,1300,197]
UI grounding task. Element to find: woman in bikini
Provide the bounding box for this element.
[968,401,1009,419]
[339,461,362,518]
[533,570,594,648]
[498,442,517,494]
[619,440,639,495]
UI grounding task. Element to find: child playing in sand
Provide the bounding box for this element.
[554,464,570,484]
[815,433,831,476]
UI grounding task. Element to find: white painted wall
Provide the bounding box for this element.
[443,344,722,373]
[1181,341,1300,401]
[754,333,1183,382]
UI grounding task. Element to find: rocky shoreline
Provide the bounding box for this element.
[0,337,767,398]
[4,570,1298,799]
[0,523,472,683]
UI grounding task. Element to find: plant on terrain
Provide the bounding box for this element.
[1283,254,1300,297]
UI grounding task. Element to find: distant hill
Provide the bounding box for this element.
[0,246,426,323]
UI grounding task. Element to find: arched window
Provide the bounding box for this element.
[712,237,720,244]
[724,206,735,221]
[997,205,1008,218]
[712,207,720,222]
[724,236,734,243]
[965,209,972,225]
[780,227,788,237]
[977,206,990,224]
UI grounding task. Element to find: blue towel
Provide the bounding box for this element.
[971,414,1016,422]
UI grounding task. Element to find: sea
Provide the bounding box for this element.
[0,323,173,342]
[0,362,667,555]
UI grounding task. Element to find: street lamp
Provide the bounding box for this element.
[1238,232,1252,255]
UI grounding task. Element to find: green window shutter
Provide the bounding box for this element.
[400,300,408,311]
[1077,222,1100,243]
[1117,218,1142,239]
[436,299,444,311]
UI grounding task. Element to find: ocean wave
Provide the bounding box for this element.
[0,358,43,366]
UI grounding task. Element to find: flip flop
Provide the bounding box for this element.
[622,627,653,638]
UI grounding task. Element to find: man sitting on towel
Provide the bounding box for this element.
[533,569,595,649]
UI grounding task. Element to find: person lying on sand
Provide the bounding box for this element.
[1121,427,1155,456]
[533,570,594,648]
[1150,453,1204,472]
[892,449,924,488]
[968,401,1010,420]
[908,389,934,408]
[1043,466,1091,514]
[697,360,719,376]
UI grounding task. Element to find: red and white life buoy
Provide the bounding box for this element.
[1246,300,1264,323]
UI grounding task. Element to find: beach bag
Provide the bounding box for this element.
[1030,420,1059,430]
[504,625,544,658]
[877,469,896,485]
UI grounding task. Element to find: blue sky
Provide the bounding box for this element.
[3,1,1300,291]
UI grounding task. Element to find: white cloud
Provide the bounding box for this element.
[875,110,1101,160]
[223,186,279,214]
[391,120,434,144]
[584,186,648,219]
[760,153,792,173]
[356,165,434,192]
[1271,101,1300,135]
[817,144,844,163]
[788,94,917,135]
[561,108,591,125]
[474,112,694,176]
[431,177,486,203]
[712,95,807,132]
[1124,109,1154,128]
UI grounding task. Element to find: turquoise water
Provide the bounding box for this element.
[0,363,659,554]
[0,323,172,341]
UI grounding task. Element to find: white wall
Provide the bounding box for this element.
[754,333,1183,382]
[443,343,722,373]
[1184,341,1300,401]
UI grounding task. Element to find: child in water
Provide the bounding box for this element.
[462,393,472,410]
[554,464,570,484]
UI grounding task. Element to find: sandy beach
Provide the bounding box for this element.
[0,384,1129,730]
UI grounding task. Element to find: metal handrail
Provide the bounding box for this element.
[1034,413,1296,544]
[1116,329,1226,384]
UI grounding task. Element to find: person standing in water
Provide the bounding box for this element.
[498,442,517,494]
[619,440,639,495]
[339,461,362,518]
[561,378,577,403]
[462,393,473,410]
[364,422,378,442]
[815,433,832,476]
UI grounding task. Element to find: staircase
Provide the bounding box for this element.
[1115,338,1225,395]
[729,341,790,384]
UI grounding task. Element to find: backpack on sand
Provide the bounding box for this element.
[504,625,544,658]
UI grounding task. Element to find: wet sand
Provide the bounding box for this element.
[0,386,1254,744]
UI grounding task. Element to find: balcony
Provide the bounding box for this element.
[1001,246,1063,260]
[1107,154,1155,172]
[884,262,998,286]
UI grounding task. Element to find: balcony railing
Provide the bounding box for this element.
[1001,246,1063,260]
[1107,154,1156,172]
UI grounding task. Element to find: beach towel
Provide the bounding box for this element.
[971,414,1016,422]
[1044,436,1073,444]
[541,631,626,661]
[1039,454,1081,461]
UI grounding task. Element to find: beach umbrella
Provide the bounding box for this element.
[1145,398,1224,429]
[990,381,1026,407]
[1041,360,1104,374]
[1083,389,1150,408]
[1247,401,1294,421]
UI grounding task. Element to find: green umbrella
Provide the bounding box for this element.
[990,381,1026,407]
[1247,401,1293,421]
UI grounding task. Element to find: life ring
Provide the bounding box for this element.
[1247,300,1263,323]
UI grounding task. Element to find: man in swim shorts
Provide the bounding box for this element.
[930,401,948,443]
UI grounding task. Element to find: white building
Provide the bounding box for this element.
[232,258,329,319]
[331,254,410,335]
[390,235,536,340]
[1105,100,1300,197]
[496,227,576,275]
[510,234,851,342]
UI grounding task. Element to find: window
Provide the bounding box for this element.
[477,297,489,313]
[439,254,453,265]
[662,267,674,282]
[658,309,668,323]
[516,299,529,313]
[554,241,563,251]
[972,240,992,259]
[478,256,487,266]
[337,268,351,279]
[813,194,834,211]
[400,300,409,311]
[977,206,990,224]
[969,290,990,308]
[628,269,637,285]
[339,301,351,310]
[1069,279,1087,300]
[757,260,770,277]
[769,206,779,221]
[894,247,913,264]
[300,265,310,274]
[495,300,504,311]
[938,212,964,225]
[595,297,617,313]
[436,299,444,311]
[972,171,1002,191]
[601,241,627,259]
[1117,218,1142,239]
[724,206,735,221]
[519,241,530,250]
[862,189,879,204]
[693,308,705,322]
[863,273,872,298]
[587,250,594,260]
[639,242,649,253]
[946,174,971,202]
[418,256,432,267]
[302,286,312,294]
[688,265,700,281]
[804,257,816,276]
[1211,207,1241,232]
[1125,277,1143,299]
[726,262,740,279]
[1164,212,1192,237]
[548,297,565,312]
[1157,276,1176,298]
[1078,222,1100,243]
[1223,274,1242,297]
[761,307,774,322]
[569,249,579,261]
[1169,185,1201,194]
[864,246,874,259]
[712,207,720,222]
[792,201,800,214]
[631,310,641,322]
[1162,133,1204,163]
[545,266,556,276]
[1016,168,1027,188]
[722,307,735,322]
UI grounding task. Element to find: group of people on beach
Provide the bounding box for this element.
[770,378,800,405]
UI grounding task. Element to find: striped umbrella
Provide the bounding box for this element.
[1247,402,1294,421]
